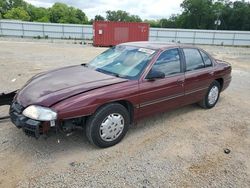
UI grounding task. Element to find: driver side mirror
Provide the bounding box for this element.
[146,69,165,81]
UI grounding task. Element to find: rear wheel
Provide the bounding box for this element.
[86,103,130,148]
[199,80,221,109]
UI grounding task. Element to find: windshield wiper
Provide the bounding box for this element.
[81,63,88,67]
[110,72,126,78]
[96,68,126,78]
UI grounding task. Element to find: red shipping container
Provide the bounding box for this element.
[93,21,149,47]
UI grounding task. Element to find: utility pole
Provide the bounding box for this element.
[214,11,221,30]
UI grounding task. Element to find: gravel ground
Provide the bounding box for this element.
[0,40,249,188]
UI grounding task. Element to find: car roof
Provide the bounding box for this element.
[121,41,196,50]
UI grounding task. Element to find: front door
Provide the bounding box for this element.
[138,48,185,118]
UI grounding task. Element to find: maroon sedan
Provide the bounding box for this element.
[10,42,232,148]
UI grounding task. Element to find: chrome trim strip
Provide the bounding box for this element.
[185,87,208,95]
[135,104,140,109]
[138,87,208,108]
[139,93,184,108]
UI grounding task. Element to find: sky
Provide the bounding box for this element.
[25,0,250,20]
[25,0,184,20]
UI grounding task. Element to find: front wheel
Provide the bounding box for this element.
[199,80,221,109]
[86,103,130,148]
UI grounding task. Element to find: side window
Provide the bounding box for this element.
[183,48,205,71]
[200,51,212,67]
[153,49,181,76]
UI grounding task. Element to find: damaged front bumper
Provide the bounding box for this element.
[1,91,55,138]
[9,101,48,138]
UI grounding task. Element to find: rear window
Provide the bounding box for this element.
[200,51,212,67]
[183,48,205,71]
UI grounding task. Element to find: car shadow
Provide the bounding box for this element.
[131,104,200,130]
[5,103,204,155]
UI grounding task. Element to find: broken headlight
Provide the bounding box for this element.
[22,105,57,121]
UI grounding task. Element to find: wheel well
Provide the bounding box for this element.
[92,100,134,124]
[115,100,134,124]
[216,78,224,91]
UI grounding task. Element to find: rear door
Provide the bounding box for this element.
[138,48,185,118]
[181,48,214,105]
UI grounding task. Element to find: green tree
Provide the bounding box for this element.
[106,10,127,21]
[0,0,7,16]
[49,3,88,24]
[106,10,142,22]
[75,9,88,23]
[210,0,250,30]
[26,5,49,22]
[159,15,179,28]
[6,0,27,9]
[180,0,214,29]
[227,1,250,30]
[127,15,142,22]
[0,0,27,15]
[144,19,160,27]
[94,15,105,21]
[1,0,250,30]
[4,7,30,21]
[49,3,68,23]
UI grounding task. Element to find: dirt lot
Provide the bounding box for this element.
[0,40,249,188]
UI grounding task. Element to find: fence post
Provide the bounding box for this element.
[62,25,65,39]
[156,29,159,41]
[212,32,216,45]
[82,26,84,40]
[0,21,2,36]
[21,23,25,37]
[175,30,177,43]
[42,23,45,38]
[232,33,236,46]
[193,31,196,45]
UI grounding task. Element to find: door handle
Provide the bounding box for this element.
[209,72,214,76]
[177,79,184,86]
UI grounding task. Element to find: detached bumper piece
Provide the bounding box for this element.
[0,90,17,121]
[0,90,17,106]
[9,102,41,138]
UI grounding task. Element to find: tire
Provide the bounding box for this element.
[198,80,221,109]
[86,103,130,148]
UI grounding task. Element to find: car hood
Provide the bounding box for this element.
[16,65,127,107]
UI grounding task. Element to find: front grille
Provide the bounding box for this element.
[23,123,40,138]
[10,101,25,128]
[10,101,24,114]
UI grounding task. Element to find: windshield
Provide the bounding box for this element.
[87,45,157,79]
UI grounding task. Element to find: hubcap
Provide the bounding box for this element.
[99,113,124,142]
[208,86,219,105]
